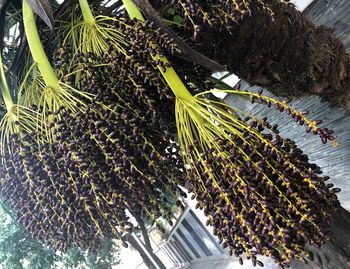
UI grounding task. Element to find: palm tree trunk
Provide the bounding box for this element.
[126,232,167,269]
[134,215,167,269]
[126,234,157,269]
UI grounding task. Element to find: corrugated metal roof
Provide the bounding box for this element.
[304,0,350,51]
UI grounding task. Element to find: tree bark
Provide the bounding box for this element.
[126,234,157,269]
[134,215,153,251]
[134,214,167,269]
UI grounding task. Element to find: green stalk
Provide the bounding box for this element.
[22,0,59,89]
[0,54,14,111]
[79,0,96,25]
[122,0,195,104]
[122,0,143,20]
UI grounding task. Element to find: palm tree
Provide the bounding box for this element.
[1,1,350,269]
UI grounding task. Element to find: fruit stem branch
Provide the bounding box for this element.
[122,0,195,104]
[22,0,59,89]
[0,54,14,111]
[79,0,96,25]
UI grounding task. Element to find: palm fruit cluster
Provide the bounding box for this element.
[0,133,130,252]
[0,92,185,251]
[176,91,340,268]
[121,4,341,266]
[60,15,187,130]
[63,4,340,267]
[153,0,273,37]
[0,2,342,267]
[0,14,188,252]
[0,97,185,252]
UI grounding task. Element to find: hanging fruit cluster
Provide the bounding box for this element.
[174,89,341,268]
[123,1,342,268]
[0,0,186,253]
[0,1,343,268]
[182,96,339,267]
[151,0,273,37]
[0,97,184,252]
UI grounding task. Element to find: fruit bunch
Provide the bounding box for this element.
[0,0,186,252]
[0,81,185,252]
[150,0,273,37]
[0,1,342,267]
[122,1,341,267]
[184,101,339,267]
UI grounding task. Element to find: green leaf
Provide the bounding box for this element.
[173,15,183,24]
[166,7,176,16]
[25,0,54,29]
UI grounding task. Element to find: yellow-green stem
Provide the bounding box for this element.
[79,0,96,25]
[122,0,194,104]
[0,54,14,111]
[22,0,59,89]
